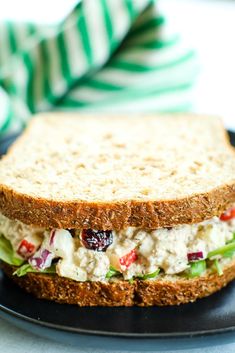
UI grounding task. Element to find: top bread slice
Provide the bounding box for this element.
[0,113,235,230]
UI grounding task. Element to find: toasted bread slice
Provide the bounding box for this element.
[3,259,235,306]
[0,113,235,229]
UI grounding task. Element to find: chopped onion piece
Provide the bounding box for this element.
[29,249,53,271]
[49,229,56,246]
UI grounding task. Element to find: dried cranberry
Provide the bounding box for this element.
[81,229,113,251]
[187,251,204,262]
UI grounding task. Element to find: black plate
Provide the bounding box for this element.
[1,131,235,349]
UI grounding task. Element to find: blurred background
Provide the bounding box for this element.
[0,0,234,132]
[161,0,235,130]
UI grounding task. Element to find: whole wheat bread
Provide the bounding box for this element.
[0,113,235,229]
[3,259,235,306]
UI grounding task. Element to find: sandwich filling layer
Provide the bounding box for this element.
[0,209,235,282]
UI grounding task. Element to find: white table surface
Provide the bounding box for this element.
[1,0,235,352]
[2,315,235,353]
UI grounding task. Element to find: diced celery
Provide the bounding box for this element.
[187,260,206,278]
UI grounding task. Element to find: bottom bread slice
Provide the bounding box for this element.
[2,260,235,306]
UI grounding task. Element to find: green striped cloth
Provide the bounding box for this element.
[0,0,198,135]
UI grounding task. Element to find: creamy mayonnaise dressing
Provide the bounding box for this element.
[0,213,234,282]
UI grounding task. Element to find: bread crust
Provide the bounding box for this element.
[0,184,235,229]
[1,113,235,229]
[3,260,235,306]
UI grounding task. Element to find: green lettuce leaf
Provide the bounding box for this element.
[226,233,235,244]
[208,242,235,259]
[13,263,56,277]
[105,266,121,279]
[223,249,235,258]
[137,269,160,280]
[0,234,24,266]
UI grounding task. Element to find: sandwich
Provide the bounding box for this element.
[0,113,235,306]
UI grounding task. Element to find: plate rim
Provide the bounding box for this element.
[1,273,235,339]
[1,301,235,339]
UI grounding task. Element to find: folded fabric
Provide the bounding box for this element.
[0,0,198,135]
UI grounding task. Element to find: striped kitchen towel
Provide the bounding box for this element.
[0,0,198,135]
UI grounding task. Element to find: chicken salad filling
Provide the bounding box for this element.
[1,208,235,282]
